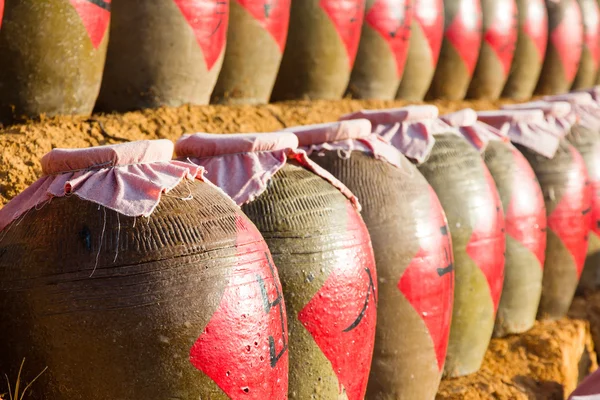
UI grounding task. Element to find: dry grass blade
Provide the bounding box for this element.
[3,359,47,400]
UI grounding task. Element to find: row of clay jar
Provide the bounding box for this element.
[0,89,599,399]
[1,0,599,125]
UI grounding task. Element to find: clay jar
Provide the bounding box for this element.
[271,0,366,100]
[96,0,229,112]
[442,109,547,338]
[0,0,109,124]
[534,0,583,95]
[284,120,454,399]
[347,0,414,99]
[502,0,548,99]
[417,134,505,377]
[340,106,506,378]
[175,132,377,400]
[0,140,289,399]
[480,109,592,320]
[426,0,483,100]
[211,0,291,104]
[396,0,444,101]
[466,0,518,100]
[570,123,600,292]
[571,0,600,90]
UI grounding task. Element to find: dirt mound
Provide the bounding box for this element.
[436,319,597,400]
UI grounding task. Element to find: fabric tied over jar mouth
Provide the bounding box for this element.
[440,108,508,152]
[502,100,578,136]
[477,109,563,159]
[541,93,600,133]
[0,139,206,234]
[339,105,459,164]
[175,132,361,210]
[281,119,406,169]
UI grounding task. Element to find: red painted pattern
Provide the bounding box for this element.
[444,0,483,76]
[546,145,592,277]
[522,0,548,62]
[0,0,4,30]
[174,0,229,71]
[365,0,414,77]
[465,162,506,312]
[298,203,377,400]
[320,0,366,68]
[398,185,454,371]
[582,0,600,69]
[504,146,547,267]
[235,0,291,52]
[190,216,288,399]
[413,0,444,67]
[484,0,518,77]
[69,0,111,49]
[549,0,583,83]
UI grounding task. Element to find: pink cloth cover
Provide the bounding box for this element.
[440,108,508,152]
[477,109,564,158]
[542,92,600,132]
[175,132,361,210]
[339,105,459,164]
[0,140,205,234]
[502,100,575,135]
[577,86,600,103]
[282,119,406,169]
[569,367,600,399]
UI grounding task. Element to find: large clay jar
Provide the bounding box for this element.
[211,0,291,104]
[176,132,377,400]
[417,134,505,376]
[340,106,506,378]
[502,0,548,99]
[541,95,600,292]
[442,109,547,338]
[396,0,444,101]
[271,0,366,100]
[426,0,483,100]
[466,0,518,100]
[96,0,229,112]
[0,0,110,124]
[0,140,289,399]
[571,125,600,292]
[534,0,584,95]
[480,109,592,320]
[572,0,600,90]
[284,120,454,399]
[347,0,414,99]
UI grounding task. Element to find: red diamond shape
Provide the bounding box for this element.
[69,0,111,49]
[190,216,288,399]
[483,0,517,77]
[550,0,583,83]
[465,162,506,312]
[365,0,414,77]
[174,0,229,71]
[546,145,592,277]
[398,185,454,370]
[522,0,548,62]
[444,0,482,76]
[320,0,366,68]
[414,0,444,68]
[504,146,547,267]
[0,0,4,30]
[297,203,377,400]
[235,0,291,52]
